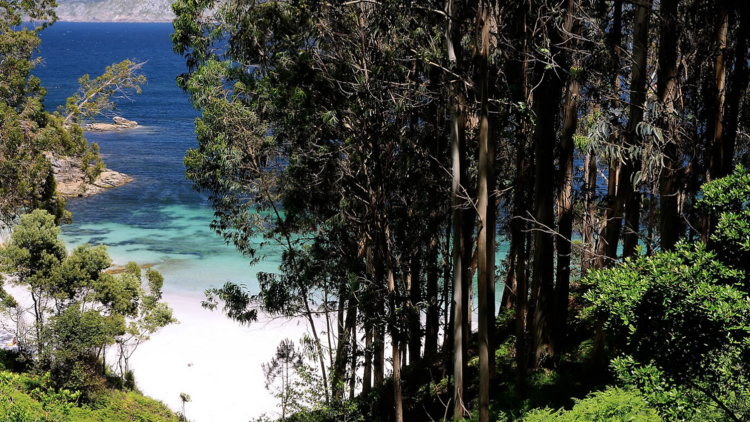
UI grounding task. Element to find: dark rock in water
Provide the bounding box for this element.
[86,116,138,131]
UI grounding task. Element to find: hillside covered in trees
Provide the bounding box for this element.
[3,0,750,420]
[170,0,750,421]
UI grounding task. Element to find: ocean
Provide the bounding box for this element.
[36,22,281,293]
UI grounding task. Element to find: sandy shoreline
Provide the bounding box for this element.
[0,284,316,421]
[127,288,316,421]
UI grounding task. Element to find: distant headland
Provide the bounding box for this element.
[55,0,175,23]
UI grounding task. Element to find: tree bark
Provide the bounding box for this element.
[508,0,530,395]
[708,0,729,184]
[530,0,566,367]
[721,4,750,178]
[621,0,653,258]
[333,294,357,399]
[487,116,497,379]
[502,232,517,311]
[594,0,622,270]
[554,0,580,353]
[424,236,440,361]
[657,0,681,251]
[476,2,492,418]
[581,152,597,277]
[447,0,468,417]
[362,326,372,395]
[408,253,422,364]
[387,265,403,422]
[373,324,384,386]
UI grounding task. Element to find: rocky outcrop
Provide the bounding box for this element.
[45,153,133,198]
[86,117,139,132]
[56,0,176,23]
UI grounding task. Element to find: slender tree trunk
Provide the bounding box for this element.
[708,0,729,185]
[658,0,681,251]
[374,324,384,387]
[362,247,374,396]
[509,0,530,395]
[362,326,372,395]
[502,233,517,311]
[425,237,440,360]
[513,146,529,394]
[409,253,422,364]
[333,294,357,399]
[581,152,597,277]
[721,4,750,178]
[303,299,330,404]
[476,2,492,418]
[387,263,403,422]
[530,0,566,366]
[442,222,452,376]
[594,1,622,270]
[702,2,728,242]
[647,188,656,255]
[447,0,468,417]
[325,290,335,369]
[622,0,653,258]
[487,121,497,379]
[464,221,475,341]
[554,0,580,353]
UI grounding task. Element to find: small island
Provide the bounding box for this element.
[46,153,133,198]
[86,116,139,132]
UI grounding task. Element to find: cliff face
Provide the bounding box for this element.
[45,153,134,198]
[55,0,176,23]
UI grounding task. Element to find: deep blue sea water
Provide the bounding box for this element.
[35,22,281,293]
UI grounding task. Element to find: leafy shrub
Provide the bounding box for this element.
[520,387,661,421]
[585,167,750,421]
[0,370,181,422]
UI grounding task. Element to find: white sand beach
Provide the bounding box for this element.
[127,289,316,422]
[0,284,321,422]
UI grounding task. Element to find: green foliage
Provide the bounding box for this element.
[698,166,750,274]
[63,60,147,125]
[520,388,661,422]
[0,210,176,397]
[1,210,67,286]
[0,370,181,422]
[0,2,147,223]
[0,371,79,422]
[0,0,102,224]
[585,167,750,421]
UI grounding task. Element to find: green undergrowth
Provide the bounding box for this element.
[357,308,661,422]
[0,351,180,422]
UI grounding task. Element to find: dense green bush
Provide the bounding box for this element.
[0,370,181,422]
[520,388,661,421]
[585,167,750,421]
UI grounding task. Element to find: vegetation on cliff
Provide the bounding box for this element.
[0,2,146,225]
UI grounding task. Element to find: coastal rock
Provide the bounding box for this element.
[45,153,133,198]
[86,116,138,132]
[56,0,176,23]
